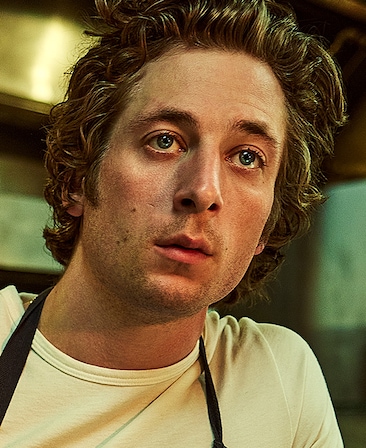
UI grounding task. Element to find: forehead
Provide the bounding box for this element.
[114,49,286,149]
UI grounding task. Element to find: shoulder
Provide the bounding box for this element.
[0,285,36,311]
[203,310,320,397]
[204,310,312,363]
[0,286,35,350]
[204,310,324,389]
[0,285,24,317]
[203,311,343,446]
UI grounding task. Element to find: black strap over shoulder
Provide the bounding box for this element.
[199,337,227,448]
[0,288,51,425]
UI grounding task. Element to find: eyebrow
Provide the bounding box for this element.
[128,107,281,151]
[232,119,281,151]
[128,107,199,132]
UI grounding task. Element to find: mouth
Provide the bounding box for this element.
[155,236,213,264]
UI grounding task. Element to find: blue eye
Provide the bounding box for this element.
[239,150,256,166]
[146,131,184,153]
[226,147,265,169]
[157,134,174,149]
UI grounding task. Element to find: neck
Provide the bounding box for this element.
[38,275,207,370]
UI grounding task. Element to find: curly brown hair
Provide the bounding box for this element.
[44,0,347,305]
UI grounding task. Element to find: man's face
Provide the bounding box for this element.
[76,49,286,322]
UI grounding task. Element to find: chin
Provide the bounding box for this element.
[134,281,211,323]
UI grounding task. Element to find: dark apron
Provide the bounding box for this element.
[0,288,227,447]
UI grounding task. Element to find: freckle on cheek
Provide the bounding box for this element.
[116,228,130,245]
[124,229,130,243]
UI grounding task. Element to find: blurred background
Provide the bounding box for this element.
[0,0,365,445]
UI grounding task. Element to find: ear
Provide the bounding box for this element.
[62,192,84,217]
[254,241,266,256]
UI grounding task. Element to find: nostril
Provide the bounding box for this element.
[180,198,219,211]
[208,203,219,211]
[181,198,194,207]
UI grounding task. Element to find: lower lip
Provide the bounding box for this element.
[155,245,210,265]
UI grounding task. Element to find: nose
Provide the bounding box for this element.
[173,151,224,213]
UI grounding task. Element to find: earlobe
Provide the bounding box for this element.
[62,193,84,217]
[254,242,265,255]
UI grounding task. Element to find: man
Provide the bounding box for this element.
[0,0,346,446]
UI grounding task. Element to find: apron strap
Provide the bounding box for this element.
[199,336,227,448]
[0,288,51,425]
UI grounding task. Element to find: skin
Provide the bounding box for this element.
[39,49,286,370]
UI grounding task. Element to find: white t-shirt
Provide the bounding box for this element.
[0,285,343,447]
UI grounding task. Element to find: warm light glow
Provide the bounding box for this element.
[30,17,82,104]
[0,12,84,105]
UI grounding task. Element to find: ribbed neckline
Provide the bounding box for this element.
[31,330,201,386]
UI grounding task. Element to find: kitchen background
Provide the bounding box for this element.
[0,0,365,446]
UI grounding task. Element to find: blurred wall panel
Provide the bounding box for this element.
[0,10,84,106]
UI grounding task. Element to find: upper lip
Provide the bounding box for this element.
[156,234,213,256]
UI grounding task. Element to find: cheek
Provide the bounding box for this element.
[222,189,274,261]
[231,189,274,237]
[212,243,255,300]
[100,156,174,210]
